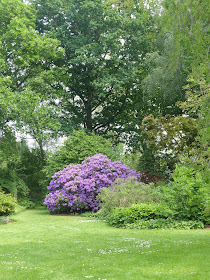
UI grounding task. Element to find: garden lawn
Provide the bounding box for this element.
[0,209,209,280]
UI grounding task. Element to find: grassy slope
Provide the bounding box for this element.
[0,208,209,280]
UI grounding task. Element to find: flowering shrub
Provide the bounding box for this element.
[44,154,140,213]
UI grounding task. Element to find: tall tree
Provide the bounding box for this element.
[32,0,154,134]
[141,34,187,117]
[137,0,210,180]
[139,0,209,120]
[125,0,209,174]
[0,0,64,157]
[161,0,209,79]
[160,0,210,168]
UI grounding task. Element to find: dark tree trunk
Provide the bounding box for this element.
[38,139,46,164]
[85,104,92,131]
[84,93,93,131]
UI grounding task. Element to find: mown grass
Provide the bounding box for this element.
[0,208,209,280]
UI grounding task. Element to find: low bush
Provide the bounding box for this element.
[125,219,204,230]
[97,178,161,217]
[18,198,36,209]
[203,200,210,225]
[0,191,17,216]
[108,203,174,227]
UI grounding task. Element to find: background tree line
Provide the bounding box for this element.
[0,0,209,206]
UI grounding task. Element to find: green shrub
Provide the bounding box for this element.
[44,129,116,184]
[0,135,30,199]
[97,178,161,217]
[108,203,174,227]
[125,219,204,230]
[16,143,46,201]
[0,170,29,198]
[0,191,17,216]
[161,165,207,221]
[94,209,108,219]
[18,198,36,209]
[203,191,210,225]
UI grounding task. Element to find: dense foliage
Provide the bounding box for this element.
[97,178,160,216]
[16,142,46,201]
[0,0,63,157]
[161,165,208,222]
[108,203,174,227]
[44,130,117,182]
[44,154,140,213]
[97,168,208,229]
[0,134,30,198]
[107,199,205,230]
[138,114,198,179]
[125,219,204,230]
[33,0,154,134]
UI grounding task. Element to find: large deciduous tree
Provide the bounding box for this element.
[33,0,154,134]
[0,0,64,158]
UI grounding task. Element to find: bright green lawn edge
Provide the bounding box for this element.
[0,208,209,280]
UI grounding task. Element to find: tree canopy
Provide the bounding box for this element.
[0,0,64,156]
[33,0,154,134]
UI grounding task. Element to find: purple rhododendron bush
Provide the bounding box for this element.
[44,154,140,213]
